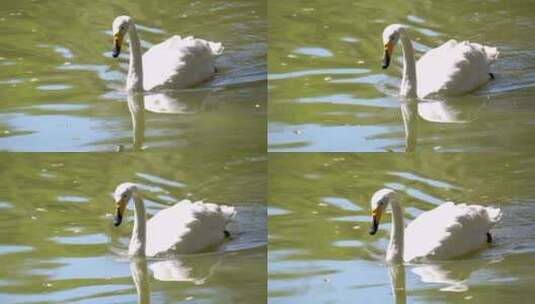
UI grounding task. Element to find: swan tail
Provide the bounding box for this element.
[486,206,502,223]
[219,205,237,222]
[207,41,224,56]
[483,46,499,63]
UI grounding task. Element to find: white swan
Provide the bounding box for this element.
[113,183,236,257]
[368,188,502,263]
[111,16,223,92]
[381,24,499,98]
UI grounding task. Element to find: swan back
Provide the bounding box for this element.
[404,202,502,262]
[146,200,235,256]
[416,40,499,98]
[143,35,224,91]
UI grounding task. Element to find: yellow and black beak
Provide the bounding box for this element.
[112,33,123,58]
[382,41,394,69]
[369,205,384,235]
[114,199,126,226]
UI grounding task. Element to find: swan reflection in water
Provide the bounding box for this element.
[411,256,502,293]
[149,253,223,284]
[388,263,407,304]
[124,88,213,151]
[127,93,145,151]
[399,99,418,152]
[399,97,485,152]
[386,257,503,303]
[387,260,496,303]
[129,253,223,303]
[130,256,151,304]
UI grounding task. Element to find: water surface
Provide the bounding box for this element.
[268,0,535,152]
[269,153,535,303]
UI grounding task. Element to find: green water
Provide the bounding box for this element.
[268,0,535,152]
[268,153,535,303]
[0,152,267,303]
[0,0,266,152]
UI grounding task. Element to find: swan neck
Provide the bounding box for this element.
[129,193,146,256]
[386,198,404,263]
[127,23,143,92]
[399,31,417,98]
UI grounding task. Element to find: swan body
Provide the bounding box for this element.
[142,35,223,91]
[369,188,502,263]
[404,202,501,261]
[145,200,235,256]
[382,24,498,99]
[113,183,236,257]
[112,16,223,92]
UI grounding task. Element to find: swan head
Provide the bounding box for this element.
[369,188,395,235]
[111,15,133,58]
[112,182,138,226]
[381,24,407,69]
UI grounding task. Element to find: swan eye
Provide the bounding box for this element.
[122,193,128,199]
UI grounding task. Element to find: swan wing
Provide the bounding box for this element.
[146,200,235,256]
[142,35,223,91]
[404,202,501,262]
[416,40,498,98]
